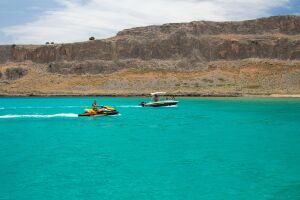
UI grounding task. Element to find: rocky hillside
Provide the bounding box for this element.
[0,15,300,96]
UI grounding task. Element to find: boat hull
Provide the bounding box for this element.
[141,101,178,107]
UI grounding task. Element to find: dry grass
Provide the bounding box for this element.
[1,59,300,96]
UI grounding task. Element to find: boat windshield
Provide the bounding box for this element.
[148,94,175,102]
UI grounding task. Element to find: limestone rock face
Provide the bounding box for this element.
[0,16,300,96]
[117,16,300,36]
[0,16,299,66]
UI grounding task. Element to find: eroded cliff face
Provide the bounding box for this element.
[0,16,300,96]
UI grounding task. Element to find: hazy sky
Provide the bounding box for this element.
[0,0,299,44]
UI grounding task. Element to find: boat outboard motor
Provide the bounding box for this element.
[140,102,146,107]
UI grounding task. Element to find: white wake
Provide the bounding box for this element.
[118,105,142,108]
[0,106,86,110]
[0,113,78,119]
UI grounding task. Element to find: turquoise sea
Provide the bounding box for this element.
[0,97,300,200]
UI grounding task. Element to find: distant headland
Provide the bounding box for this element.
[0,15,300,97]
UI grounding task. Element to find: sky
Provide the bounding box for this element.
[0,0,299,44]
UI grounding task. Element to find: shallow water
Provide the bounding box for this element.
[0,97,300,200]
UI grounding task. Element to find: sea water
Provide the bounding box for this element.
[0,97,300,200]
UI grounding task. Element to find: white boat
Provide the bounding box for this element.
[140,92,178,107]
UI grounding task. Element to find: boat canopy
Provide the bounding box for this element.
[150,92,166,96]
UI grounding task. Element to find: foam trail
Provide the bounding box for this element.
[166,105,178,108]
[0,113,78,119]
[3,106,86,110]
[59,106,86,108]
[17,106,52,109]
[0,107,4,110]
[111,114,122,117]
[118,105,142,108]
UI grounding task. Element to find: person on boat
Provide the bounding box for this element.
[171,96,175,100]
[92,100,98,111]
[154,94,158,102]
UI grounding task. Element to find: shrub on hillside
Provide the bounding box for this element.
[5,67,28,80]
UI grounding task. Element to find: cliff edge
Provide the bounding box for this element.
[0,15,300,96]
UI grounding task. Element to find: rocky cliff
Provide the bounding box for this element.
[0,15,300,96]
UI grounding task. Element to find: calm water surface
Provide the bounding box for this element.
[0,97,300,200]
